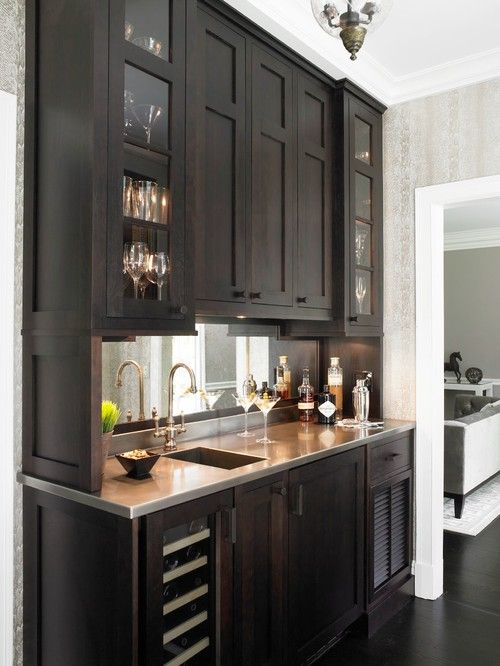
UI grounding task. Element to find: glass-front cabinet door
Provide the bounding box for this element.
[107,0,191,328]
[349,98,382,328]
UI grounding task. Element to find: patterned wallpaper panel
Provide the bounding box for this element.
[383,78,500,420]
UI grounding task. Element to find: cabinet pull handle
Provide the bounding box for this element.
[272,484,287,496]
[250,292,262,299]
[349,316,358,322]
[233,290,246,298]
[297,297,308,303]
[172,305,188,315]
[385,453,401,461]
[223,507,237,544]
[292,484,304,516]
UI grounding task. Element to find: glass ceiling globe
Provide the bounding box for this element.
[310,0,393,59]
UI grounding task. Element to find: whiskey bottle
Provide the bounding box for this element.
[317,385,337,425]
[259,381,270,399]
[279,355,292,398]
[298,368,314,422]
[274,365,288,399]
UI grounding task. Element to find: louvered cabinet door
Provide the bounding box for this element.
[369,470,412,603]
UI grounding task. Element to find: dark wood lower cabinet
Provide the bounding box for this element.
[233,473,288,666]
[23,432,415,665]
[288,448,365,664]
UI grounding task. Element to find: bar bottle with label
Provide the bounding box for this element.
[317,385,337,425]
[328,357,343,420]
[298,367,314,422]
[279,355,292,398]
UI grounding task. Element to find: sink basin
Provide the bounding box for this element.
[164,447,267,469]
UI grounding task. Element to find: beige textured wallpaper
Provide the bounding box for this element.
[383,78,500,420]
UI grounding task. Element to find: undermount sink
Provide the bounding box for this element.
[164,447,267,470]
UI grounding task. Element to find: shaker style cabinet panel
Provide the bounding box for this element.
[288,448,365,664]
[250,46,295,309]
[194,9,247,307]
[296,73,333,312]
[233,474,288,666]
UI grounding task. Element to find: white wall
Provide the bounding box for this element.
[383,78,500,420]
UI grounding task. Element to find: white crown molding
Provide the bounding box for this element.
[223,0,500,106]
[444,227,500,251]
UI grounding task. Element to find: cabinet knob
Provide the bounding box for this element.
[272,485,287,496]
[233,290,246,298]
[349,316,358,322]
[297,296,308,303]
[250,292,262,300]
[172,305,188,315]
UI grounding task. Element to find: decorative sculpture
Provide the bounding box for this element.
[465,367,483,385]
[444,352,463,383]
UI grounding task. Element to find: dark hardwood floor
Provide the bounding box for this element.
[318,515,500,665]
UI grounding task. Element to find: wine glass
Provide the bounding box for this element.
[132,36,163,58]
[124,21,134,41]
[255,388,281,444]
[233,391,257,438]
[355,228,368,264]
[131,104,164,145]
[147,251,170,301]
[123,90,135,136]
[124,242,149,299]
[356,275,367,313]
[138,274,150,299]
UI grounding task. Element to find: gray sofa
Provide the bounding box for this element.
[444,395,500,518]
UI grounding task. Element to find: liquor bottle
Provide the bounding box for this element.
[243,373,257,397]
[279,355,292,398]
[274,365,288,399]
[317,385,337,425]
[298,368,314,422]
[259,381,270,398]
[328,357,343,420]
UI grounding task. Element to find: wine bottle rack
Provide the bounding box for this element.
[162,520,211,665]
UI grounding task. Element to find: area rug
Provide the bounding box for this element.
[444,474,500,536]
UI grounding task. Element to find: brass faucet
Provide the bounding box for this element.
[154,363,197,451]
[115,360,146,421]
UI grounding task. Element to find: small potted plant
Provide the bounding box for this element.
[101,401,121,474]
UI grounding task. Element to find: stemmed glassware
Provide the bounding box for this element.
[255,388,281,445]
[355,274,367,313]
[131,104,164,145]
[233,389,257,438]
[200,389,224,411]
[123,242,149,299]
[147,251,170,301]
[132,36,163,58]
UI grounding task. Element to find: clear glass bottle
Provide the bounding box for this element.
[279,355,292,398]
[317,385,337,425]
[298,368,314,422]
[328,357,343,420]
[274,364,288,399]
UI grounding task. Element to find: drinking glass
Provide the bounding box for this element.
[200,390,224,411]
[356,274,367,312]
[124,242,149,299]
[124,21,134,41]
[155,186,170,225]
[131,104,164,145]
[123,176,134,217]
[255,389,281,444]
[124,90,135,136]
[355,228,368,264]
[138,274,150,299]
[132,36,163,58]
[147,251,170,301]
[133,180,157,221]
[233,392,257,438]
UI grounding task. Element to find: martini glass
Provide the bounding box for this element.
[255,389,280,444]
[201,390,223,411]
[233,392,256,438]
[132,104,164,145]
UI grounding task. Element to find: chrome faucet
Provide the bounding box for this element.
[154,363,197,451]
[115,360,146,421]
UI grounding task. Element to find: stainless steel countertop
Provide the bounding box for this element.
[18,419,415,519]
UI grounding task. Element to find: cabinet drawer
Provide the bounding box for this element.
[370,435,412,481]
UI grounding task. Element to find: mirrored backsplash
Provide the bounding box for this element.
[102,323,318,426]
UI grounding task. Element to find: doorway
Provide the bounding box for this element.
[414,174,500,599]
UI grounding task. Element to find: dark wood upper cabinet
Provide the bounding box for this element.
[250,46,295,309]
[233,473,288,665]
[194,8,247,307]
[296,73,333,312]
[288,447,365,663]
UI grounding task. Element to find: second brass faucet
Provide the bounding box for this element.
[115,360,145,421]
[154,363,197,451]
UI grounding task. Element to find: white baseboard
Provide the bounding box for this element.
[414,560,443,600]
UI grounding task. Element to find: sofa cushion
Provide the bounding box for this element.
[480,399,500,413]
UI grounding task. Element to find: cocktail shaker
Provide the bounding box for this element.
[353,379,369,423]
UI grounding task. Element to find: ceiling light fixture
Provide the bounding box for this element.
[310,1,392,61]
